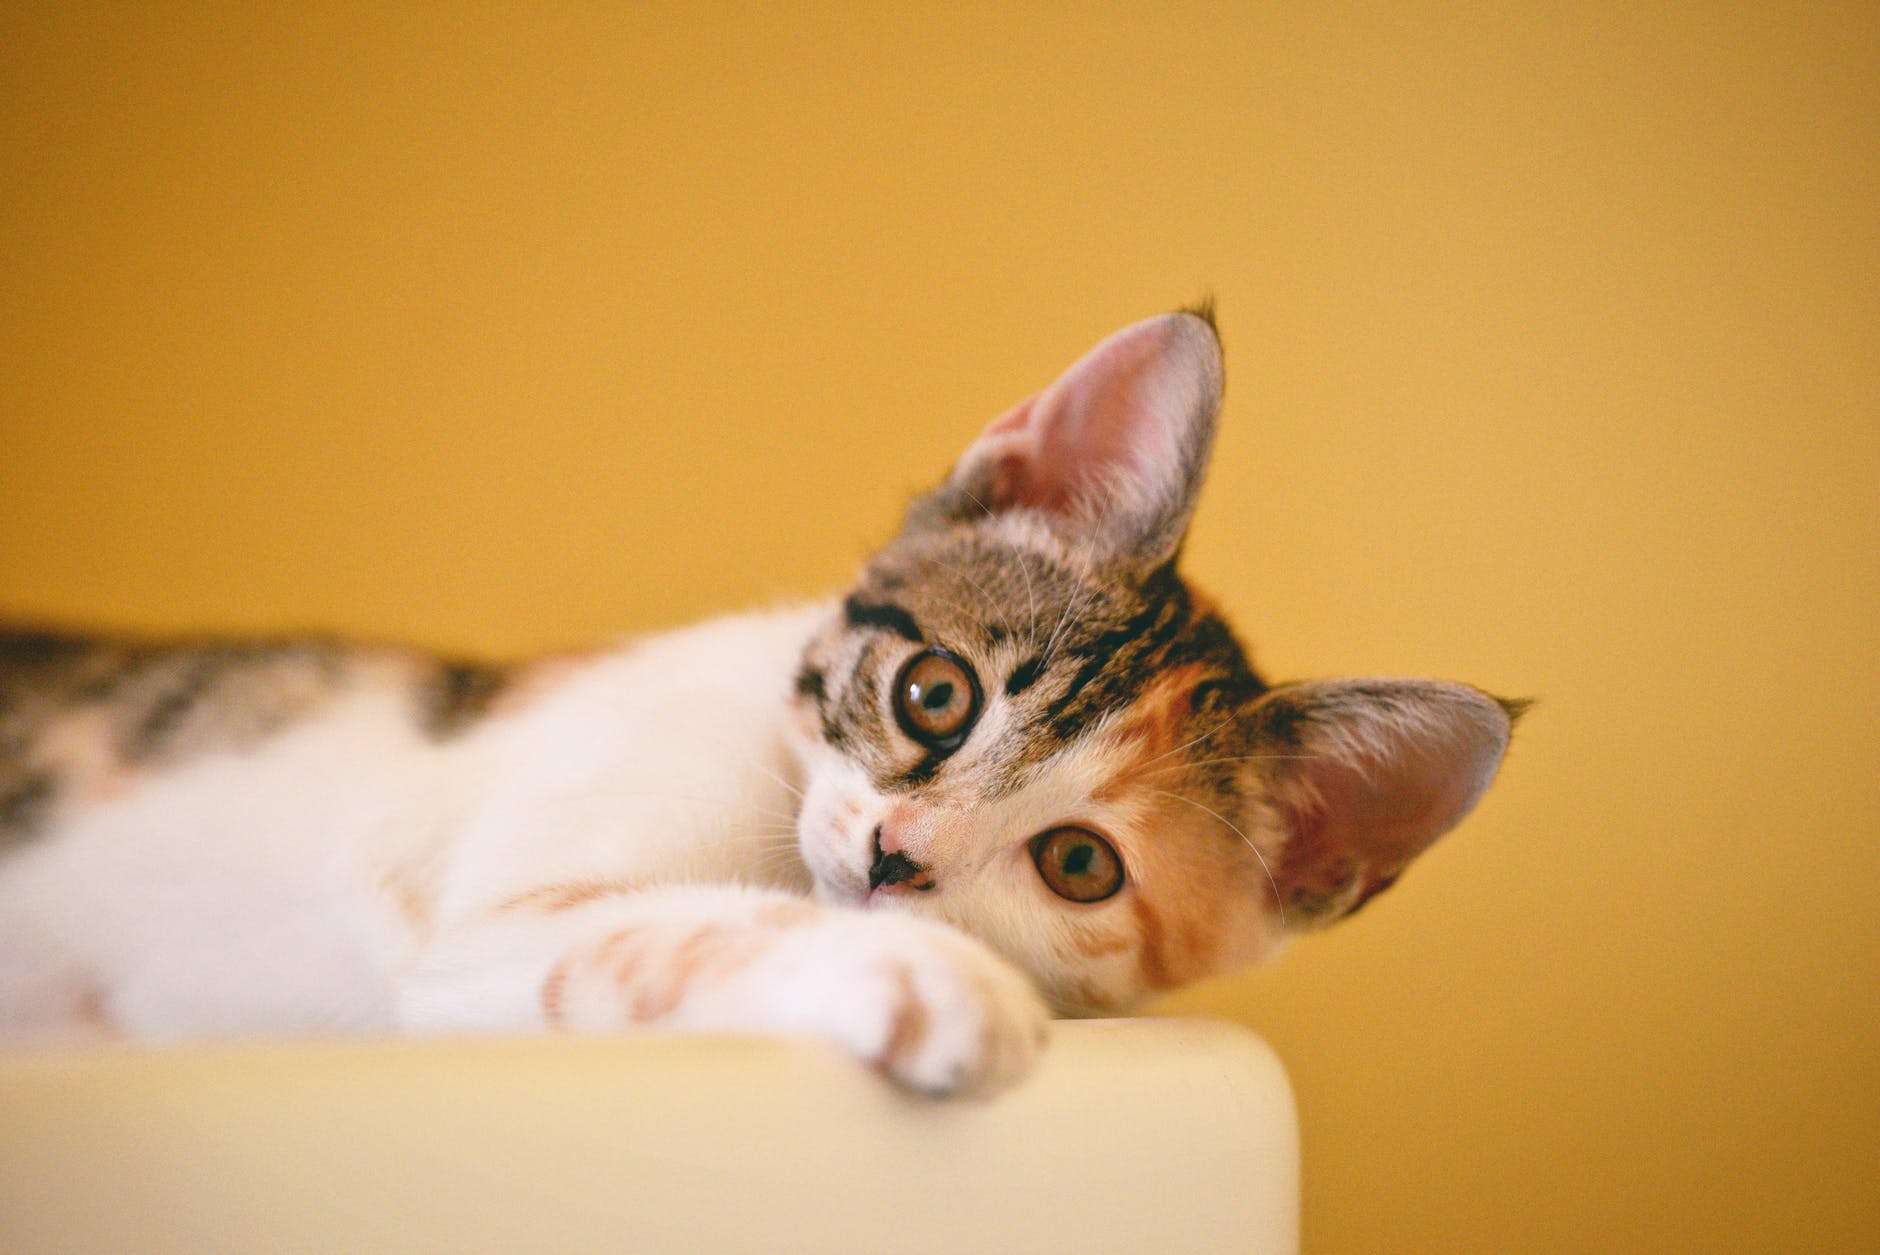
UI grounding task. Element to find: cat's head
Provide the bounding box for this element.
[786,308,1521,1014]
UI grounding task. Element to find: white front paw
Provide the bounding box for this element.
[759,912,1051,1098]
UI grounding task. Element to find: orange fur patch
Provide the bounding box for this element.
[1066,921,1131,958]
[496,877,641,914]
[633,926,718,1021]
[1177,913,1219,972]
[627,960,684,1021]
[601,926,652,992]
[379,868,433,937]
[1132,892,1178,990]
[752,898,820,930]
[540,953,575,1027]
[876,964,929,1076]
[544,916,785,1030]
[543,925,652,1029]
[631,925,768,1022]
[1067,976,1112,1012]
[72,981,118,1039]
[1091,663,1213,804]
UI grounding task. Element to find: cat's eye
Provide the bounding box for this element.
[892,648,981,751]
[1030,827,1125,903]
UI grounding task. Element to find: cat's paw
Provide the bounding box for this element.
[761,912,1050,1098]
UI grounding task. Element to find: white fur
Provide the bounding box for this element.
[0,603,1050,1093]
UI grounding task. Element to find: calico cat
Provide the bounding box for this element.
[0,308,1521,1096]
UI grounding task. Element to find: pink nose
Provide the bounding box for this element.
[868,824,934,893]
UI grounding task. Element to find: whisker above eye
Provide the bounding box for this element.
[1016,541,1040,642]
[952,482,1047,644]
[936,553,1005,629]
[1032,550,1098,666]
[1040,577,1096,670]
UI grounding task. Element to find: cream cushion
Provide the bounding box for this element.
[1,1017,1297,1254]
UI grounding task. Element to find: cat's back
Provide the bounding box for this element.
[0,623,476,849]
[0,622,483,1035]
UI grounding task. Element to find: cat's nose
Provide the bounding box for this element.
[868,824,935,893]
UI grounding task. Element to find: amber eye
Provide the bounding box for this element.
[892,648,982,751]
[1030,827,1125,903]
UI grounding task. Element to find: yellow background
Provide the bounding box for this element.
[3,5,1874,1251]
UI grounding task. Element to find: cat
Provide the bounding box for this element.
[0,307,1522,1096]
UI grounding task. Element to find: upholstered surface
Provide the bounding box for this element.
[0,1017,1296,1254]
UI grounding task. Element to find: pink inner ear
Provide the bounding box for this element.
[963,314,1215,520]
[975,397,1055,512]
[1262,683,1513,924]
[1281,753,1473,912]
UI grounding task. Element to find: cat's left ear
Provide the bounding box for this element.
[1244,679,1526,927]
[910,307,1225,573]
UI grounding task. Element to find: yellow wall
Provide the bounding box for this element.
[3,5,1874,1250]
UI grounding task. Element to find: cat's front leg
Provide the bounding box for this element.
[396,884,1050,1097]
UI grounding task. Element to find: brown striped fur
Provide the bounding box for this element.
[0,622,585,853]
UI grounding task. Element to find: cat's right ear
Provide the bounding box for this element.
[906,307,1225,574]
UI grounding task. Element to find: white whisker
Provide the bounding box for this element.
[937,554,1005,626]
[1152,788,1287,928]
[1018,552,1039,641]
[1128,716,1239,776]
[1041,576,1096,667]
[958,485,1039,643]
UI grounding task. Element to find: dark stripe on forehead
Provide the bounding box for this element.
[1167,616,1267,703]
[794,663,848,748]
[843,595,923,643]
[1028,569,1269,746]
[823,639,888,755]
[1043,577,1188,725]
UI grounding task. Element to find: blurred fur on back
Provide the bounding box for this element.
[0,626,510,851]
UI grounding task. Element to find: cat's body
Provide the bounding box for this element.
[0,607,823,1033]
[0,310,1520,1095]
